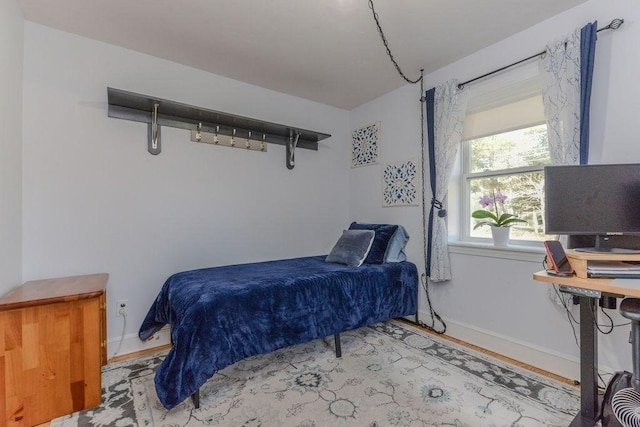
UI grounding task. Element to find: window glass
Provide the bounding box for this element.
[457,63,552,246]
[469,125,550,172]
[464,124,549,243]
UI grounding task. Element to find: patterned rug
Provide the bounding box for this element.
[52,320,579,426]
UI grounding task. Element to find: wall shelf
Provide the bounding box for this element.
[106,87,331,168]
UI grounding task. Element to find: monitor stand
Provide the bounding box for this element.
[574,234,640,254]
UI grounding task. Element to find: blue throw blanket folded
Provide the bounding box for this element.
[139,255,418,408]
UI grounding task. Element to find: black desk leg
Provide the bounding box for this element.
[570,296,599,427]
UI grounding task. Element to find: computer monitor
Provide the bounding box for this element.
[544,163,640,253]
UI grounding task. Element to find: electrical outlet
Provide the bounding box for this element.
[116,300,128,317]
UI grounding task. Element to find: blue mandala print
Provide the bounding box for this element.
[351,122,379,167]
[383,159,418,206]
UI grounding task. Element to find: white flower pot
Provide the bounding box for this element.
[490,226,510,246]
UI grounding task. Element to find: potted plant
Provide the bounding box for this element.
[472,191,526,246]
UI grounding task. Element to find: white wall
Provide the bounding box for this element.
[349,84,430,321]
[0,0,23,296]
[21,23,350,356]
[12,0,639,375]
[350,0,640,381]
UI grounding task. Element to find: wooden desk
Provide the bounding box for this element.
[533,271,640,427]
[0,273,108,426]
[565,250,640,279]
[534,271,640,298]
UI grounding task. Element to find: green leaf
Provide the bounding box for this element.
[499,217,527,227]
[471,210,498,221]
[473,221,496,230]
[472,210,527,229]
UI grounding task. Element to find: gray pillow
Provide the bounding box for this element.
[325,230,375,267]
[384,225,410,262]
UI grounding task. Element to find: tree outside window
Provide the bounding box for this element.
[464,124,550,242]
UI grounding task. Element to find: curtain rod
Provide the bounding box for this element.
[457,18,624,90]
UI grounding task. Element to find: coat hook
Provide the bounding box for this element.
[214,125,219,144]
[147,103,161,155]
[260,134,266,151]
[195,123,202,142]
[246,131,252,149]
[230,129,236,147]
[152,103,159,149]
[286,129,300,169]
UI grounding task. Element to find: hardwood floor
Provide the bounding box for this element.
[34,322,576,426]
[108,343,172,364]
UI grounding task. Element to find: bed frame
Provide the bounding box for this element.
[190,333,343,408]
[139,255,418,409]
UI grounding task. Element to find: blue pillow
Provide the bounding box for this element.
[384,225,409,262]
[348,222,398,264]
[325,230,375,267]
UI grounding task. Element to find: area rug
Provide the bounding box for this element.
[52,320,579,426]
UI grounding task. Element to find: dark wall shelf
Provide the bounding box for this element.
[107,87,332,168]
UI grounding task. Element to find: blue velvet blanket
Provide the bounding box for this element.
[139,255,418,409]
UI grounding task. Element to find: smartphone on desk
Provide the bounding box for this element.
[544,240,574,276]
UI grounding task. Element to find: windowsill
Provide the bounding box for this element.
[448,240,546,262]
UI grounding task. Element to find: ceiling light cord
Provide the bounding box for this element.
[368,0,442,333]
[368,0,422,84]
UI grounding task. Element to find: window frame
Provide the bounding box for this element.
[459,121,549,246]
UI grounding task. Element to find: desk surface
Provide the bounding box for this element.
[533,271,640,298]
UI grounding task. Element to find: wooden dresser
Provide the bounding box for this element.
[0,273,108,426]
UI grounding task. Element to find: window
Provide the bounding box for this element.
[458,63,551,244]
[463,124,549,243]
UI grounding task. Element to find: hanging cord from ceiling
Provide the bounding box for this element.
[418,73,447,335]
[367,0,422,84]
[368,0,445,334]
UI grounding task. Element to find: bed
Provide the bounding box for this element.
[138,224,418,409]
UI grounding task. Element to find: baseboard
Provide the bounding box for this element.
[417,310,583,381]
[419,311,620,384]
[107,325,171,361]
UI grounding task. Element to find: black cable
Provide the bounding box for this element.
[553,284,581,348]
[366,0,442,333]
[598,372,607,390]
[417,273,447,334]
[550,274,631,391]
[553,287,625,390]
[367,0,422,84]
[594,305,614,334]
[413,71,446,335]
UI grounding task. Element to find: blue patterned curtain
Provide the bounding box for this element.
[540,22,597,166]
[423,81,468,282]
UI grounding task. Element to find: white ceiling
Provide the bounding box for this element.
[19,0,588,110]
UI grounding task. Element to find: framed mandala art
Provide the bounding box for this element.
[382,159,420,207]
[351,122,380,167]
